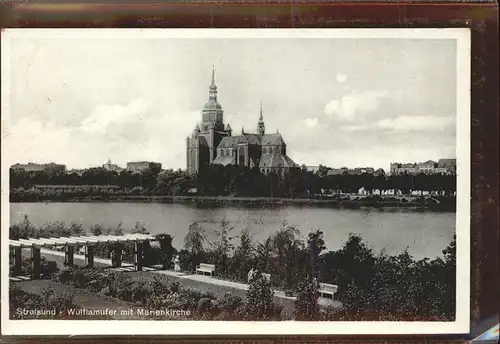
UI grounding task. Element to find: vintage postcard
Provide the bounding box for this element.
[1,28,470,335]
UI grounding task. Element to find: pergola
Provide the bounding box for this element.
[9,233,156,279]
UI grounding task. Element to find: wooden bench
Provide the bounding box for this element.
[196,263,215,276]
[319,282,338,299]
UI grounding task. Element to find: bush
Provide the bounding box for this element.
[52,268,74,284]
[10,256,59,278]
[9,284,77,320]
[294,278,320,320]
[213,293,244,320]
[245,270,282,320]
[55,267,234,320]
[41,260,59,277]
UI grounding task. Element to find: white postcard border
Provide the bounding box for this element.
[1,28,471,336]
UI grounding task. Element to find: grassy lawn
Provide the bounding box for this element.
[13,279,143,320]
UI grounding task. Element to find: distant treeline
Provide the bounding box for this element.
[10,164,456,199]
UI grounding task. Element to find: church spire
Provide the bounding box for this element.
[210,65,215,87]
[209,65,217,101]
[257,100,265,135]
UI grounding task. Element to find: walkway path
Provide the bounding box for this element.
[20,249,341,308]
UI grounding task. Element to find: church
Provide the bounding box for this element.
[186,68,297,176]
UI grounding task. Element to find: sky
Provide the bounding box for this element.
[3,34,458,171]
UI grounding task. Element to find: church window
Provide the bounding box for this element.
[221,150,225,156]
[239,147,245,166]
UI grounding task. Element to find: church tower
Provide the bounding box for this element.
[187,67,230,175]
[200,66,224,132]
[257,101,265,136]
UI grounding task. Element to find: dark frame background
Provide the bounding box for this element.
[1,1,498,343]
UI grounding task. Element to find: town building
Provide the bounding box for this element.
[390,159,456,175]
[305,166,320,173]
[326,167,378,176]
[11,162,66,174]
[186,68,297,176]
[126,161,162,173]
[102,159,124,173]
[66,169,85,176]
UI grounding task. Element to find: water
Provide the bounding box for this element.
[10,202,455,259]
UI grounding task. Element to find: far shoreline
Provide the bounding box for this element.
[9,194,457,212]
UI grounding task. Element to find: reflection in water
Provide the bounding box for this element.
[10,202,455,260]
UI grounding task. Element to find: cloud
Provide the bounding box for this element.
[340,124,367,132]
[336,73,347,83]
[324,90,390,122]
[304,117,318,128]
[3,99,201,169]
[4,35,457,171]
[4,118,86,166]
[80,99,149,135]
[377,115,455,131]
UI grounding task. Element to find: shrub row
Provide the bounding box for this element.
[9,284,78,319]
[52,267,250,320]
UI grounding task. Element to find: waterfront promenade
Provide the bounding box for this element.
[14,248,341,308]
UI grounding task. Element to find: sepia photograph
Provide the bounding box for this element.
[1,28,470,335]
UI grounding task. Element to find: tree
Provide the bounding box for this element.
[69,222,85,236]
[272,221,304,290]
[113,222,124,236]
[210,218,236,273]
[232,228,255,281]
[440,234,456,316]
[156,233,174,270]
[442,234,456,264]
[10,215,37,240]
[89,224,104,236]
[184,222,206,271]
[307,229,326,278]
[294,278,320,320]
[245,270,281,320]
[322,233,375,302]
[317,164,330,178]
[131,222,148,234]
[255,237,273,273]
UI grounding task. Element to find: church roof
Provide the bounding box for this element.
[203,99,222,111]
[218,132,286,149]
[261,133,285,145]
[218,136,241,147]
[212,155,236,166]
[241,134,261,145]
[218,133,261,147]
[259,154,297,168]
